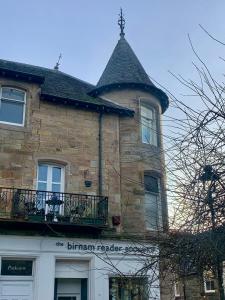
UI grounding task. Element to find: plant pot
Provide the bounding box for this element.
[57,215,70,223]
[28,215,44,222]
[80,218,105,225]
[46,213,54,222]
[84,180,92,187]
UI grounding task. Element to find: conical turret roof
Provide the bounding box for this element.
[90,37,169,113]
[96,37,154,88]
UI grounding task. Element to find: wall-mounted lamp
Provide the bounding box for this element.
[84,180,92,188]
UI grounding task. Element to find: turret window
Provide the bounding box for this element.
[0,87,26,126]
[144,175,162,230]
[141,104,157,146]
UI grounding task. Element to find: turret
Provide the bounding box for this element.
[90,10,169,233]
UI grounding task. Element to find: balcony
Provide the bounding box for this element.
[0,187,108,228]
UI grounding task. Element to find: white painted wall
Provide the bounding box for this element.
[0,235,160,300]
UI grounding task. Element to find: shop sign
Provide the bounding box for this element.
[1,259,33,276]
[55,241,157,255]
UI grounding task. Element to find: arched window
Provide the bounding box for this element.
[37,163,65,193]
[36,163,65,216]
[0,87,26,126]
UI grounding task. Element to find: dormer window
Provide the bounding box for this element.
[141,104,157,146]
[0,87,26,126]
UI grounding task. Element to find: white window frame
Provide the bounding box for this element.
[144,176,163,231]
[37,163,65,216]
[37,163,65,193]
[140,102,158,146]
[174,281,181,298]
[204,278,216,293]
[0,86,26,126]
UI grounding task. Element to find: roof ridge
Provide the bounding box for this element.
[0,58,55,72]
[0,58,95,88]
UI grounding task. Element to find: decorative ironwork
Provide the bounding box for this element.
[0,187,108,226]
[118,8,125,38]
[54,53,62,70]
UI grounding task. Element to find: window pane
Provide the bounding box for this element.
[109,277,148,300]
[211,280,215,290]
[141,106,153,119]
[206,280,215,291]
[142,125,151,144]
[52,183,61,193]
[37,182,47,191]
[0,100,24,124]
[2,87,25,102]
[38,165,48,181]
[141,105,157,146]
[144,176,159,193]
[142,117,152,128]
[145,193,158,230]
[52,167,61,182]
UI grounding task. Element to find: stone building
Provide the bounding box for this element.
[0,14,174,300]
[173,274,219,300]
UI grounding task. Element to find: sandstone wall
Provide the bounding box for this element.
[101,89,168,233]
[0,78,121,225]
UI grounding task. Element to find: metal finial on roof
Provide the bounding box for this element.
[118,8,125,38]
[54,53,62,70]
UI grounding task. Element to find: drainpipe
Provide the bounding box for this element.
[98,112,103,196]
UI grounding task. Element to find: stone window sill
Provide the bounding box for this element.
[0,122,31,133]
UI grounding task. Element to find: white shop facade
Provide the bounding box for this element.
[0,235,160,300]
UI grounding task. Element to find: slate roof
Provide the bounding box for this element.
[0,59,133,116]
[97,37,154,87]
[90,37,169,113]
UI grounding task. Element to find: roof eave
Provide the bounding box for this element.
[40,92,134,117]
[89,82,169,113]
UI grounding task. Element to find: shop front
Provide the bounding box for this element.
[0,236,160,300]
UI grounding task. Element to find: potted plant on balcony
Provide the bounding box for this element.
[46,212,54,222]
[79,204,96,225]
[28,208,45,222]
[57,214,70,223]
[12,190,26,220]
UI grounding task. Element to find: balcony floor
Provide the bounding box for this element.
[0,217,106,237]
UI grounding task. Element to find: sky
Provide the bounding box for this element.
[1,0,225,119]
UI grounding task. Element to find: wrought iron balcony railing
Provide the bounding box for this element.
[0,187,108,226]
